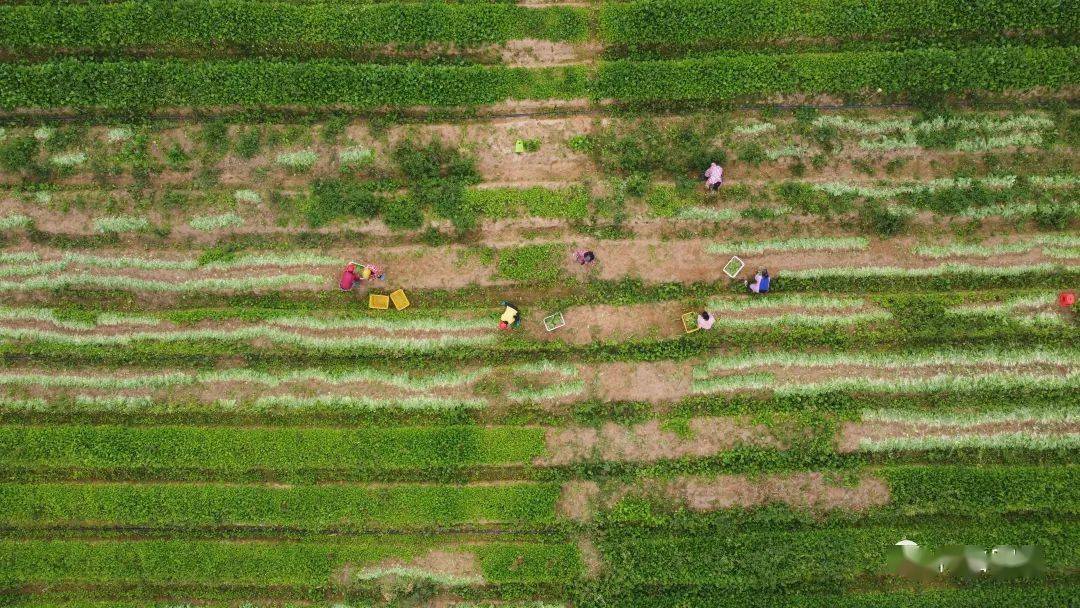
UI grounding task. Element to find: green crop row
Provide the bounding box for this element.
[3,378,1073,429]
[596,46,1078,104]
[0,1,587,55]
[880,465,1080,517]
[1,311,1066,369]
[599,0,1073,46]
[0,424,546,480]
[0,60,586,110]
[0,538,580,587]
[579,583,1080,608]
[0,325,496,353]
[0,481,561,531]
[462,186,591,220]
[599,465,1080,530]
[0,45,1074,110]
[595,518,1078,590]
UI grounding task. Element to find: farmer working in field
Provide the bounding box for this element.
[499,301,521,330]
[702,162,724,192]
[745,269,771,294]
[697,310,716,330]
[574,249,596,265]
[339,262,385,291]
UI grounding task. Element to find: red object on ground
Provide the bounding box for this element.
[1059,291,1076,307]
[339,263,358,291]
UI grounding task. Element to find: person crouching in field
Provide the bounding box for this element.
[499,301,521,330]
[745,269,771,294]
[703,162,724,192]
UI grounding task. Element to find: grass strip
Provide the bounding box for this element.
[599,0,1069,46]
[0,251,343,270]
[705,237,868,255]
[0,326,496,352]
[0,273,324,293]
[595,46,1078,103]
[596,518,1077,590]
[0,1,588,55]
[858,432,1080,452]
[0,424,547,474]
[693,372,1080,396]
[697,347,1079,374]
[0,60,587,110]
[913,234,1080,258]
[0,367,487,391]
[587,582,1080,607]
[0,481,561,530]
[0,538,579,586]
[706,295,866,311]
[861,406,1078,426]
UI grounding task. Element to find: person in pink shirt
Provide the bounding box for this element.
[697,310,716,330]
[702,162,724,192]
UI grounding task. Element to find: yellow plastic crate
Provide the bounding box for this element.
[369,294,390,310]
[390,289,410,310]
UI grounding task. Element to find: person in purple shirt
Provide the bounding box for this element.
[746,269,771,294]
[697,310,716,330]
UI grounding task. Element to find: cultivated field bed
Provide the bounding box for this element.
[0,1,1077,607]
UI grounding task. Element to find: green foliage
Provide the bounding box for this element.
[0,2,589,55]
[861,202,909,236]
[599,0,1067,47]
[497,243,564,282]
[737,142,767,165]
[0,135,38,171]
[595,518,1076,592]
[463,186,590,220]
[1032,198,1078,230]
[0,424,546,480]
[381,196,425,230]
[392,139,481,232]
[321,116,350,143]
[0,481,561,530]
[163,141,190,170]
[0,60,588,110]
[233,127,262,159]
[198,120,229,154]
[307,178,383,228]
[0,537,578,588]
[595,47,1077,103]
[587,118,726,178]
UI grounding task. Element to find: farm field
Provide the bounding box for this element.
[0,0,1077,607]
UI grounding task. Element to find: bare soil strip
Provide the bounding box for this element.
[539,417,791,465]
[499,40,602,68]
[557,472,890,520]
[2,236,1068,294]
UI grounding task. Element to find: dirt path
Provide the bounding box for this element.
[3,235,1069,294]
[499,40,602,68]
